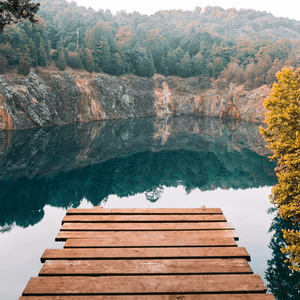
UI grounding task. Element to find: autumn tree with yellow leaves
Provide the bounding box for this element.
[260,67,300,271]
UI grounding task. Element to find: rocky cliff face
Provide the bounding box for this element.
[0,68,271,131]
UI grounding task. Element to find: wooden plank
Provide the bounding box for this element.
[22,274,267,295]
[64,237,237,248]
[19,295,276,300]
[66,208,223,215]
[56,230,239,243]
[40,247,249,263]
[60,222,234,231]
[39,258,252,276]
[62,214,227,224]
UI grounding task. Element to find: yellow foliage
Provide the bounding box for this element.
[260,67,300,271]
[281,230,300,271]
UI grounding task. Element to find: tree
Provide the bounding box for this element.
[84,50,94,73]
[56,48,66,70]
[177,52,192,78]
[143,29,166,74]
[0,53,7,73]
[221,62,244,85]
[266,59,283,85]
[260,67,300,271]
[0,0,40,31]
[67,52,83,69]
[114,26,136,52]
[18,55,30,75]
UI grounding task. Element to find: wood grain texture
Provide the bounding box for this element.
[23,274,267,295]
[56,230,238,242]
[62,214,227,224]
[39,258,252,275]
[40,247,249,263]
[62,237,237,247]
[60,222,234,231]
[66,208,223,215]
[19,295,276,300]
[19,207,275,299]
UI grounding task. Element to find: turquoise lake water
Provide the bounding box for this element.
[0,115,299,299]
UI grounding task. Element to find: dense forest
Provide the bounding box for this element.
[1,0,300,88]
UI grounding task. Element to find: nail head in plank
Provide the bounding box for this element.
[39,258,252,276]
[66,208,223,215]
[41,247,250,263]
[62,214,227,224]
[19,295,276,300]
[56,230,239,243]
[60,222,234,231]
[22,274,267,295]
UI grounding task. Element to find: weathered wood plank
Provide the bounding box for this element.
[56,230,238,243]
[41,247,249,263]
[22,274,267,295]
[66,207,223,215]
[39,258,252,275]
[19,295,276,300]
[55,230,238,247]
[60,222,234,231]
[62,214,227,224]
[62,236,238,247]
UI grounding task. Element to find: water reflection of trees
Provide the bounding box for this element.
[0,147,276,231]
[0,115,276,231]
[265,208,300,299]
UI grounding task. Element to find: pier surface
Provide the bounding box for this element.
[19,207,275,299]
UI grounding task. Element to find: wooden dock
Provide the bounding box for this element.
[19,207,275,299]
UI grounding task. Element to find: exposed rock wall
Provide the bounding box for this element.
[0,68,271,131]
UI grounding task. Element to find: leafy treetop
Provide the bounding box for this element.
[260,67,300,271]
[0,0,40,31]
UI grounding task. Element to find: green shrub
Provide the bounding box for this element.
[49,49,58,61]
[67,52,83,69]
[18,57,31,76]
[68,43,77,52]
[0,54,7,74]
[38,46,47,67]
[84,52,94,73]
[56,50,66,71]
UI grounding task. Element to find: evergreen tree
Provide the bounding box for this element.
[166,50,177,75]
[67,52,83,69]
[177,52,192,77]
[146,50,156,77]
[192,52,204,76]
[38,46,47,67]
[109,53,125,76]
[84,51,94,73]
[56,48,66,71]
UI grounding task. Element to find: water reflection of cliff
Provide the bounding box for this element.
[0,115,276,230]
[266,209,300,299]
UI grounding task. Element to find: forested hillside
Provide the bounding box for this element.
[1,0,300,89]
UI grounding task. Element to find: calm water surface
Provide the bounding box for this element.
[0,115,299,299]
